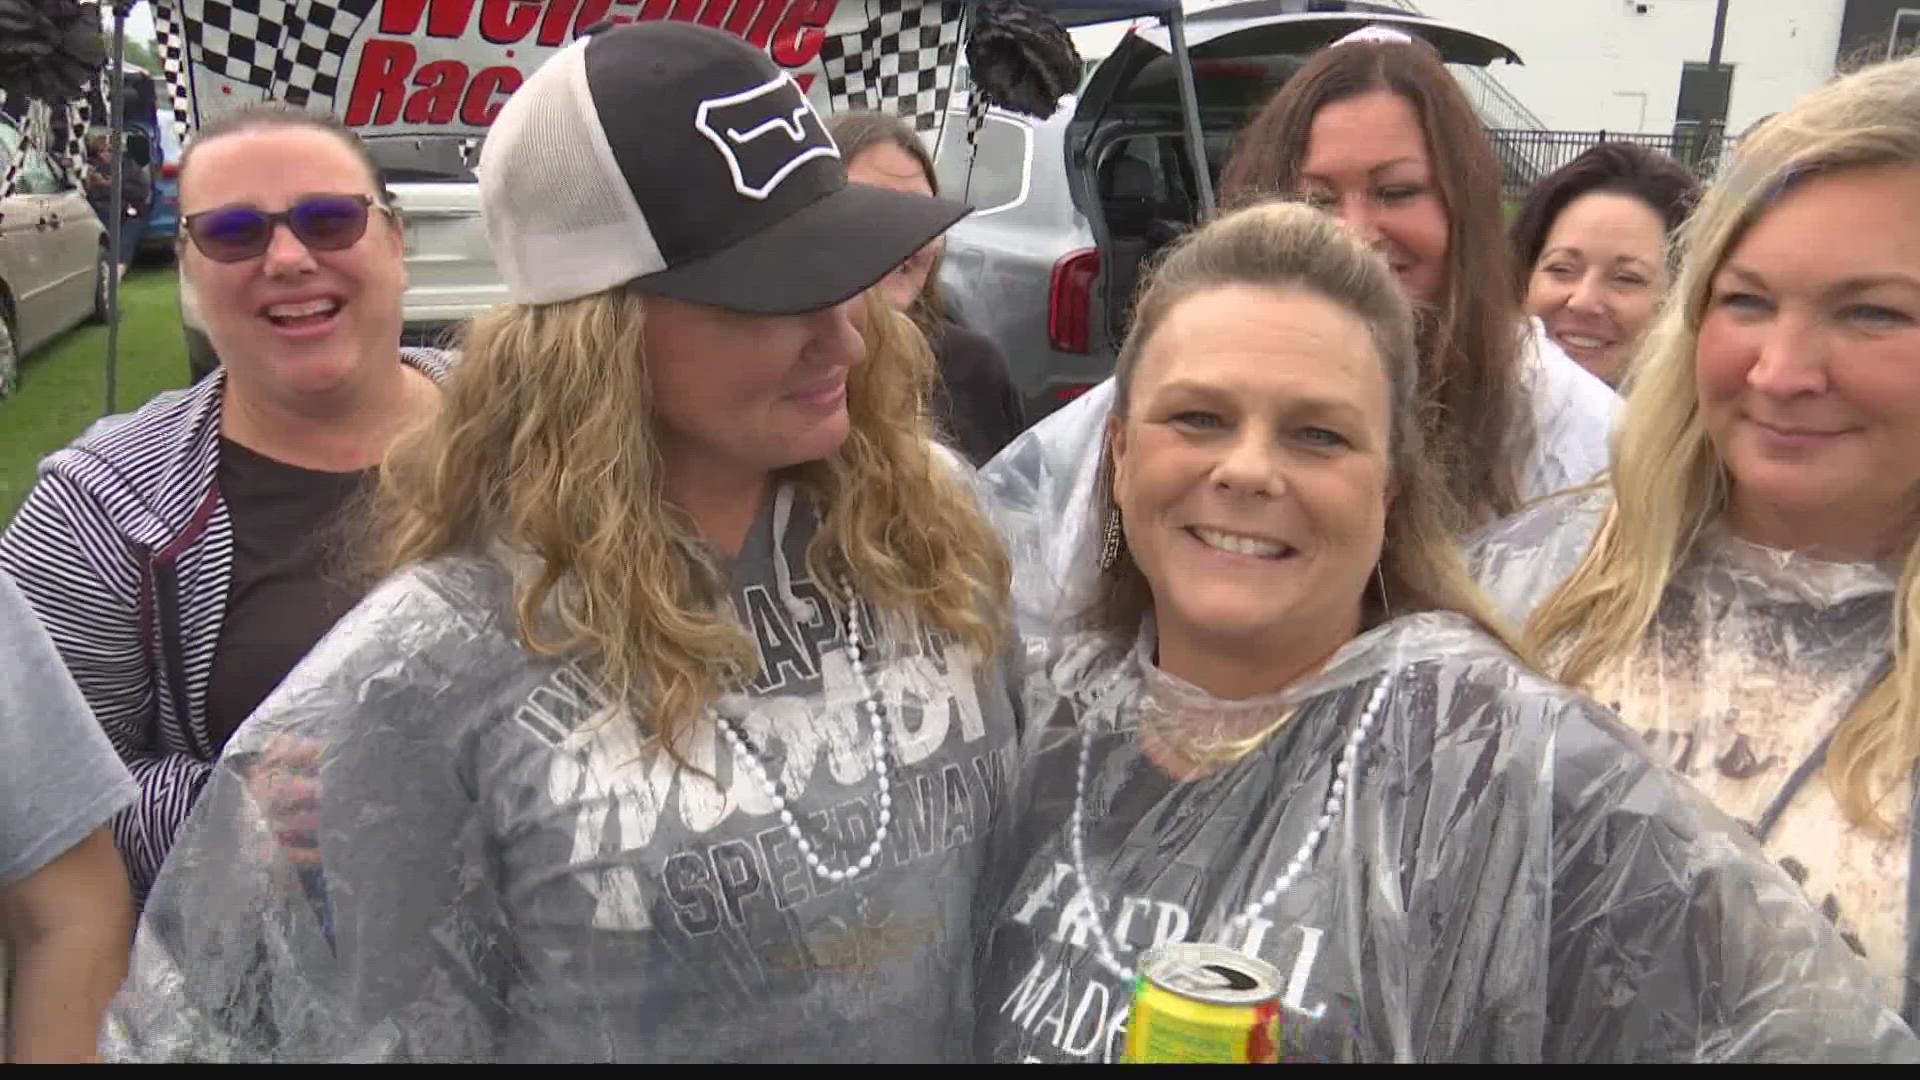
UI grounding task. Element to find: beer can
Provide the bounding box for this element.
[1122,942,1285,1063]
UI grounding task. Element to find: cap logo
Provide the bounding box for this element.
[694,73,839,201]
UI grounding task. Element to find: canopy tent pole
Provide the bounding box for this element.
[1163,4,1214,217]
[104,2,129,417]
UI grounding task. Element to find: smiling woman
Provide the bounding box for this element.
[0,103,451,905]
[1509,142,1702,387]
[1471,54,1920,1022]
[1106,284,1392,698]
[974,198,1915,1063]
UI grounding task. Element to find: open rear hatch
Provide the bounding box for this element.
[1065,2,1521,339]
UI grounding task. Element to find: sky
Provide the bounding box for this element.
[98,2,157,43]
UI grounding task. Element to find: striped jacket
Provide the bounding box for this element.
[0,349,452,900]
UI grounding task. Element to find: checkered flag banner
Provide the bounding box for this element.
[153,0,194,141]
[66,95,90,180]
[151,0,377,122]
[819,0,967,134]
[964,78,989,146]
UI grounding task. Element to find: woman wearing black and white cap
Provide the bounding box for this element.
[103,22,1020,1063]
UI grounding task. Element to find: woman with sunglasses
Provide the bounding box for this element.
[0,104,449,906]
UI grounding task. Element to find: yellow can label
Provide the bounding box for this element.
[1122,974,1283,1063]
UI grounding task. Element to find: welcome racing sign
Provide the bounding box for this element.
[148,0,971,144]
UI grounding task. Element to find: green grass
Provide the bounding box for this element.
[0,264,190,524]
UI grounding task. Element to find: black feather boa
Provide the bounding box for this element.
[0,0,108,105]
[964,0,1082,119]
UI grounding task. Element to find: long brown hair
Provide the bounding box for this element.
[827,110,948,336]
[1088,201,1528,663]
[374,289,1010,761]
[1219,40,1531,527]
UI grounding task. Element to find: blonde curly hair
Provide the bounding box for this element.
[374,288,1010,758]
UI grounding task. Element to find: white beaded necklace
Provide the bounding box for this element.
[1070,673,1392,981]
[717,575,893,884]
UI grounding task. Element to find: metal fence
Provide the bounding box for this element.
[1488,125,1730,201]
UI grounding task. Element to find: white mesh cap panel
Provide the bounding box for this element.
[478,40,664,305]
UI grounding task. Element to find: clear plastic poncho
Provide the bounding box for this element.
[979,321,1618,638]
[102,483,1023,1062]
[974,611,1918,1062]
[1469,489,1915,1019]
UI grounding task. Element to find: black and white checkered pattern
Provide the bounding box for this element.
[268,0,378,107]
[964,80,989,147]
[819,0,967,133]
[153,1,195,140]
[66,96,91,180]
[184,0,286,90]
[150,0,376,122]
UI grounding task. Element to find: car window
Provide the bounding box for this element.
[17,145,66,196]
[934,113,1029,214]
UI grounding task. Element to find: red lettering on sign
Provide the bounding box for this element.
[770,0,835,68]
[344,37,414,125]
[736,0,788,47]
[640,0,703,20]
[377,0,481,38]
[573,0,614,33]
[404,58,467,124]
[462,65,523,125]
[536,0,581,46]
[478,0,541,43]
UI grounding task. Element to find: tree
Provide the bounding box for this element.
[122,37,159,74]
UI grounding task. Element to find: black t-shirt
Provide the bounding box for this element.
[203,438,375,753]
[929,320,1025,467]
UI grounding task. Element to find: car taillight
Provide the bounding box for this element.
[161,161,179,179]
[1047,247,1099,354]
[1054,384,1096,403]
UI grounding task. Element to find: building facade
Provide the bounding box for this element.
[1409,0,1914,136]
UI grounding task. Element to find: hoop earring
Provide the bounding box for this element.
[1374,563,1391,616]
[1098,511,1123,572]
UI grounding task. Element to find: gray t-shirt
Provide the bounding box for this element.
[0,569,136,885]
[107,482,1023,1062]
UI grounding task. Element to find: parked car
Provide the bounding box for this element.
[141,105,183,257]
[0,112,109,396]
[934,0,1521,423]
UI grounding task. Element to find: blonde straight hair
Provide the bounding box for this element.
[1525,55,1920,832]
[373,288,1010,760]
